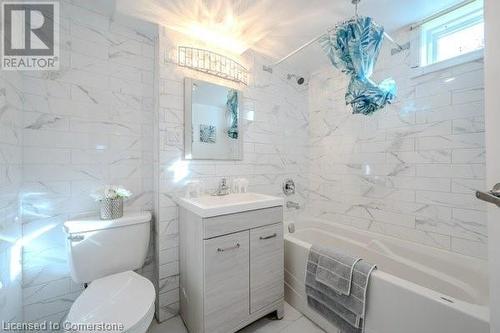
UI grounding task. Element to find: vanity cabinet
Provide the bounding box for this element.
[204,231,250,333]
[179,205,284,333]
[250,223,284,313]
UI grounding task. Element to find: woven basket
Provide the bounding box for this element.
[100,198,123,220]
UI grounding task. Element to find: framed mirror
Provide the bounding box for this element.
[184,78,243,160]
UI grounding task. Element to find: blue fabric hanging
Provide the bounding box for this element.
[319,16,396,115]
[226,89,239,139]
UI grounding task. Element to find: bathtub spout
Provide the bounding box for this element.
[286,201,300,209]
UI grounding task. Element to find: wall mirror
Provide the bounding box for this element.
[184,78,243,160]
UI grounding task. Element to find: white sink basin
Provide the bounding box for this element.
[177,193,284,217]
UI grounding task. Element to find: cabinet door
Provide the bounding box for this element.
[204,230,249,333]
[250,223,284,313]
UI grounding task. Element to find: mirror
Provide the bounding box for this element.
[184,78,243,160]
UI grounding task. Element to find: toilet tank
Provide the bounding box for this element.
[63,211,152,283]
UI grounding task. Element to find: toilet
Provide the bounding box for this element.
[63,212,155,333]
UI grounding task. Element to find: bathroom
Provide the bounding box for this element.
[0,0,499,332]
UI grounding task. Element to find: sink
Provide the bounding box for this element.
[177,193,284,217]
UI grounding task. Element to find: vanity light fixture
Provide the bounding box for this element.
[178,46,248,85]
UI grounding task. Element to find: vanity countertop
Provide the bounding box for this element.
[177,193,284,218]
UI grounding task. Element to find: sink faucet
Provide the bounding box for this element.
[213,178,231,196]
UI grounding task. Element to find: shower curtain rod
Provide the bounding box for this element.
[410,0,478,30]
[265,0,480,71]
[264,26,403,71]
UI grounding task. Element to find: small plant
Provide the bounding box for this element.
[91,185,132,202]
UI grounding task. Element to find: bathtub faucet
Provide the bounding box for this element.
[286,201,300,209]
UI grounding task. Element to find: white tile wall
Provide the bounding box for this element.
[0,1,157,325]
[155,28,309,321]
[0,72,24,323]
[305,27,487,258]
[1,6,487,326]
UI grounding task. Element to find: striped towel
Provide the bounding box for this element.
[305,246,376,333]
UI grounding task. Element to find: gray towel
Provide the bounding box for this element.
[305,246,376,333]
[314,247,361,295]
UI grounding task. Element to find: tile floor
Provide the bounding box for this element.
[148,302,325,333]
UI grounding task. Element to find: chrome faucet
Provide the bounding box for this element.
[286,201,300,209]
[213,178,231,196]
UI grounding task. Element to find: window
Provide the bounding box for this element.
[420,0,484,67]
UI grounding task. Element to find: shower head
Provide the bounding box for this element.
[287,74,306,85]
[352,0,361,16]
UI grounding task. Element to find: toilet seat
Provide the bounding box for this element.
[65,271,155,333]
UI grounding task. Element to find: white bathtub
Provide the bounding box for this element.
[284,220,489,333]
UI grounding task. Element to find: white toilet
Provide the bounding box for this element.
[63,212,155,333]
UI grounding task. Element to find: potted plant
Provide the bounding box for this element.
[91,185,132,220]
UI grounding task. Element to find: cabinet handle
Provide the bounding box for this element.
[217,243,240,252]
[259,233,277,240]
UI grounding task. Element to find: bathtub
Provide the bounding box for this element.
[284,220,489,333]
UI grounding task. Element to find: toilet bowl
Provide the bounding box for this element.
[65,271,155,333]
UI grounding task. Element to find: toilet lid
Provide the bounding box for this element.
[66,271,155,332]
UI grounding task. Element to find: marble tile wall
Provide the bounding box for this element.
[306,28,487,258]
[7,1,157,325]
[154,29,309,321]
[1,5,486,325]
[0,72,24,323]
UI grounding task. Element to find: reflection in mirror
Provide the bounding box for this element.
[184,78,243,160]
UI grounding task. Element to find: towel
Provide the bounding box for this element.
[305,246,377,333]
[314,247,361,295]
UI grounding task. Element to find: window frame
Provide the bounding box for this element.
[419,0,484,67]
